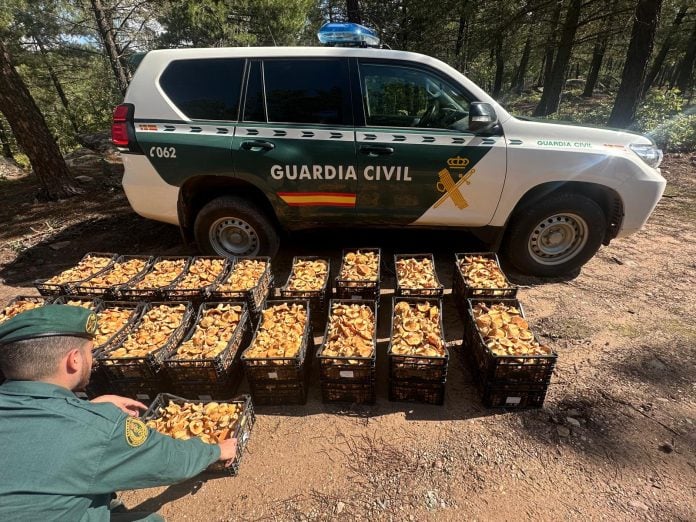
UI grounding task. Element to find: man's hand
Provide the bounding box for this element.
[218,438,238,467]
[91,395,148,417]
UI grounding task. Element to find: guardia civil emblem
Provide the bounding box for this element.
[434,156,476,209]
[125,417,149,447]
[85,313,98,335]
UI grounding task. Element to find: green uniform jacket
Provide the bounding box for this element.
[0,381,221,522]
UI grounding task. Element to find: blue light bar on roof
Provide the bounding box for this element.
[318,22,380,47]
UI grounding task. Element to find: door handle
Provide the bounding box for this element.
[360,145,395,156]
[241,140,275,151]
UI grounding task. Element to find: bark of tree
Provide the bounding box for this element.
[33,36,81,136]
[0,118,13,158]
[90,0,130,95]
[346,0,361,24]
[492,36,504,98]
[675,17,696,94]
[0,40,80,199]
[534,0,563,113]
[642,4,688,97]
[534,0,583,116]
[608,0,663,128]
[513,35,531,94]
[583,0,618,97]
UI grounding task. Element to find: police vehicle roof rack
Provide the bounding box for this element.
[317,22,381,48]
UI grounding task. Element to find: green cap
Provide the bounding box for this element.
[0,305,97,346]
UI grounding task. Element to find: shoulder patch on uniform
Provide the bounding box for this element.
[125,417,148,447]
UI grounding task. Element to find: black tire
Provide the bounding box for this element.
[502,192,606,277]
[194,196,279,258]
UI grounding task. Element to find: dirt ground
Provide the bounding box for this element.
[1,153,694,521]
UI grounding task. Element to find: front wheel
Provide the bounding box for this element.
[502,192,606,277]
[194,196,279,258]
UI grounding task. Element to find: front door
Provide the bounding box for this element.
[354,60,506,227]
[233,58,357,228]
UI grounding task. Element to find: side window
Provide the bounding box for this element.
[359,63,470,130]
[243,61,266,122]
[263,59,351,125]
[159,58,244,121]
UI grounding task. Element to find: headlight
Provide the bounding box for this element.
[629,143,663,169]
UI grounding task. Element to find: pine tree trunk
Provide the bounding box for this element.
[534,0,583,116]
[609,0,663,128]
[346,0,361,24]
[642,4,688,98]
[583,0,617,97]
[34,36,81,136]
[675,17,696,94]
[0,40,80,199]
[534,0,563,115]
[90,0,130,95]
[513,35,532,94]
[0,118,13,158]
[492,37,504,98]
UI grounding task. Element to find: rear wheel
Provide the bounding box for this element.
[194,196,279,257]
[502,192,606,277]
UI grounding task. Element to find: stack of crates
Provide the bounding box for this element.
[455,253,556,408]
[317,299,377,404]
[241,299,313,405]
[334,248,381,301]
[98,301,194,403]
[210,257,273,326]
[279,256,330,329]
[162,301,249,400]
[388,297,448,405]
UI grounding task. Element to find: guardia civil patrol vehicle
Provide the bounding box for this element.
[113,23,665,276]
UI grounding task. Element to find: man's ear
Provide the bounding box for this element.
[64,348,83,375]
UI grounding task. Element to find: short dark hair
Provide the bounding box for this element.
[0,335,89,380]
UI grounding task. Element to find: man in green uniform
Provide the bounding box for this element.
[0,305,238,521]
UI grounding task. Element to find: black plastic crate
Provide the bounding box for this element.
[320,379,376,404]
[71,255,154,299]
[162,256,230,301]
[388,297,449,382]
[172,376,241,401]
[34,252,118,296]
[242,299,312,384]
[108,379,166,404]
[52,295,101,309]
[0,295,53,322]
[335,248,381,301]
[453,252,517,301]
[464,297,557,386]
[118,256,192,301]
[163,301,249,383]
[143,392,255,476]
[279,256,330,321]
[210,257,273,314]
[481,382,549,409]
[99,301,193,382]
[92,301,145,354]
[394,253,444,298]
[389,379,446,405]
[317,299,377,383]
[248,379,308,405]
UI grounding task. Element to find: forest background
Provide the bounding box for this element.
[0,0,693,199]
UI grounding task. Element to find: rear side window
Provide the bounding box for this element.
[159,59,244,121]
[263,59,351,125]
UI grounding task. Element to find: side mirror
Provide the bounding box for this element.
[468,102,498,132]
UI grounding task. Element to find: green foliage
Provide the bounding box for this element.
[636,90,696,151]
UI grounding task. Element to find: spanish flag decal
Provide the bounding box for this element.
[277,192,356,207]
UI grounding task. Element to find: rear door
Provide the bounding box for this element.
[354,59,507,227]
[232,58,357,227]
